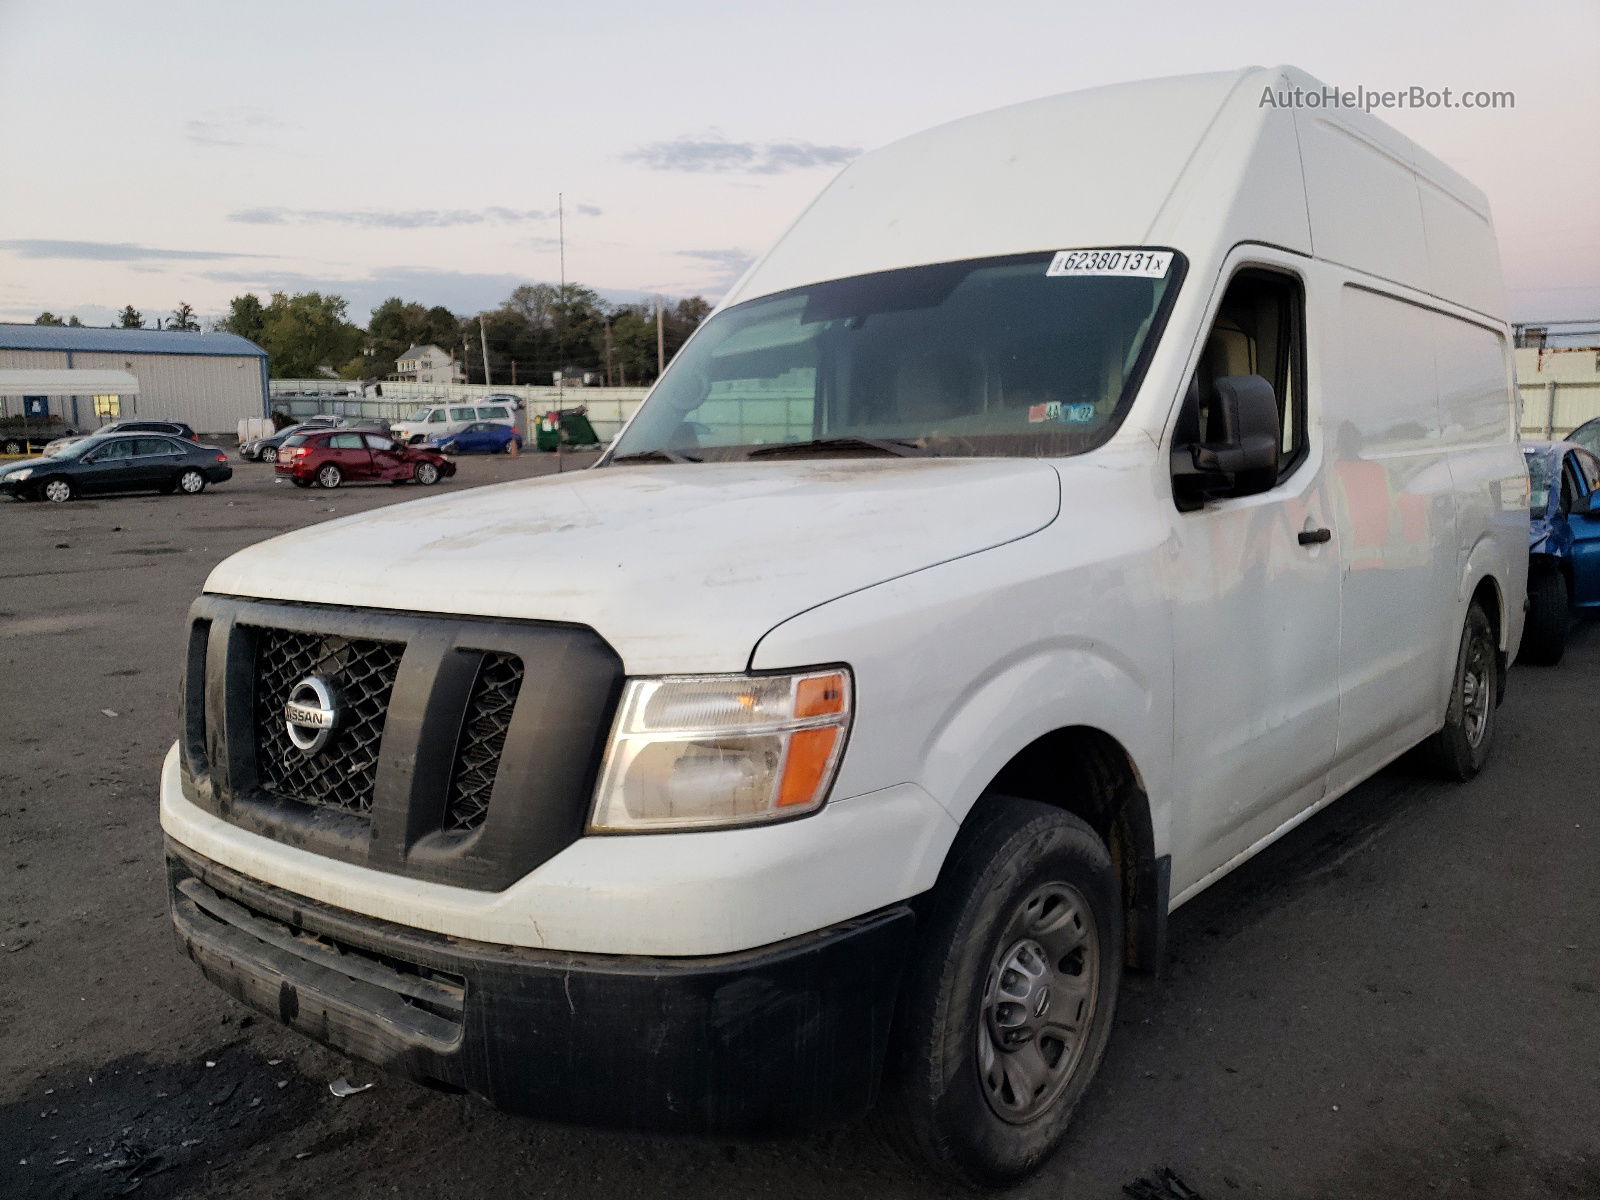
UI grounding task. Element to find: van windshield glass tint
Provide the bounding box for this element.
[609,250,1183,462]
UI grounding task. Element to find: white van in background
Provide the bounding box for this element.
[390,400,516,444]
[161,66,1526,1187]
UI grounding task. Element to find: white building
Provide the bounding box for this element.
[395,344,464,385]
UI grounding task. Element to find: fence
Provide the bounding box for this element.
[269,380,650,440]
[1517,379,1600,440]
[270,377,1600,446]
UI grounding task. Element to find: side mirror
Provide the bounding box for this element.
[1172,374,1281,508]
[1573,492,1600,517]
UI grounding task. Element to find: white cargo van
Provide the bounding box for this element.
[389,400,516,444]
[161,66,1526,1185]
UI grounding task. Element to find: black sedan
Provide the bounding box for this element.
[0,433,233,502]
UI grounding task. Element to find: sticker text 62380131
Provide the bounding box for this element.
[1046,249,1173,278]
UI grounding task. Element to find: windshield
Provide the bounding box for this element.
[609,249,1183,462]
[1571,421,1600,458]
[1525,449,1555,516]
[46,439,96,460]
[408,408,435,422]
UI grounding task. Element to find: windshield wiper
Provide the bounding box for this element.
[746,436,933,459]
[609,448,702,465]
[608,451,704,464]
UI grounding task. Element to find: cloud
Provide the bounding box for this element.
[676,247,755,289]
[227,205,602,230]
[625,137,859,174]
[0,239,269,263]
[185,109,288,150]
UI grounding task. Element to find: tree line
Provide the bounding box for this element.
[33,286,713,385]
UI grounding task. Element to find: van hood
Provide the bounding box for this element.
[205,458,1061,673]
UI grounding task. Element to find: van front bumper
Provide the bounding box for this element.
[166,838,914,1136]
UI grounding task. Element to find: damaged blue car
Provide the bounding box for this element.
[1522,440,1600,664]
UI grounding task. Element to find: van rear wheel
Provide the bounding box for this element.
[1424,602,1498,781]
[882,796,1121,1188]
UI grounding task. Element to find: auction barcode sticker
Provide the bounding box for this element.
[1046,249,1173,278]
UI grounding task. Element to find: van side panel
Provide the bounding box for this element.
[1418,177,1506,321]
[1436,315,1528,654]
[1295,114,1431,295]
[1326,285,1461,774]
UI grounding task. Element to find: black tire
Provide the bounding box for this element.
[261,446,278,463]
[3,439,23,455]
[1423,602,1498,781]
[176,468,206,496]
[291,478,312,489]
[1520,570,1569,666]
[316,463,342,489]
[882,796,1122,1188]
[413,461,440,485]
[41,476,73,503]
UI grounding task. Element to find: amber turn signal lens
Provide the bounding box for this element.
[777,726,841,808]
[794,672,846,719]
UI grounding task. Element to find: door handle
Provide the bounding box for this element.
[1298,527,1332,546]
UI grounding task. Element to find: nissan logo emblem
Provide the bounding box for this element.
[284,675,340,755]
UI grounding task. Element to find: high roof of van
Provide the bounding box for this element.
[725,66,1503,322]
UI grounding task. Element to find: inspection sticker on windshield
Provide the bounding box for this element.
[1046,249,1172,278]
[1029,402,1097,424]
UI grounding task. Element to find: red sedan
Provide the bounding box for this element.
[274,430,457,489]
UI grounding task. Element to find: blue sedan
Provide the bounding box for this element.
[427,421,521,455]
[1522,440,1600,664]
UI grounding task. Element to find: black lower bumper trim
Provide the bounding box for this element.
[167,839,914,1136]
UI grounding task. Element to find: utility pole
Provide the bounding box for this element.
[479,315,492,387]
[556,192,566,403]
[603,318,614,387]
[656,299,665,379]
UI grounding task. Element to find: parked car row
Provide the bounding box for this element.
[42,419,196,457]
[240,414,391,461]
[390,401,516,444]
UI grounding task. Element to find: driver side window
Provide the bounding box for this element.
[1180,268,1307,480]
[1560,460,1581,513]
[89,439,134,462]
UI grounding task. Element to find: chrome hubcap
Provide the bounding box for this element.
[181,472,202,492]
[1462,631,1491,748]
[977,882,1100,1124]
[44,480,69,502]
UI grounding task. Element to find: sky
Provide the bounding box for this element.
[0,0,1595,328]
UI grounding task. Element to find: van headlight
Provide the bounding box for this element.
[589,668,852,832]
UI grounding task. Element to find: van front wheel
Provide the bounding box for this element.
[1425,602,1498,781]
[882,796,1122,1188]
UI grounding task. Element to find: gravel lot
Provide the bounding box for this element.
[1,451,1596,1200]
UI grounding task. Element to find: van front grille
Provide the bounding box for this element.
[443,652,524,834]
[252,628,404,816]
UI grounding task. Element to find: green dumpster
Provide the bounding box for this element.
[535,406,601,451]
